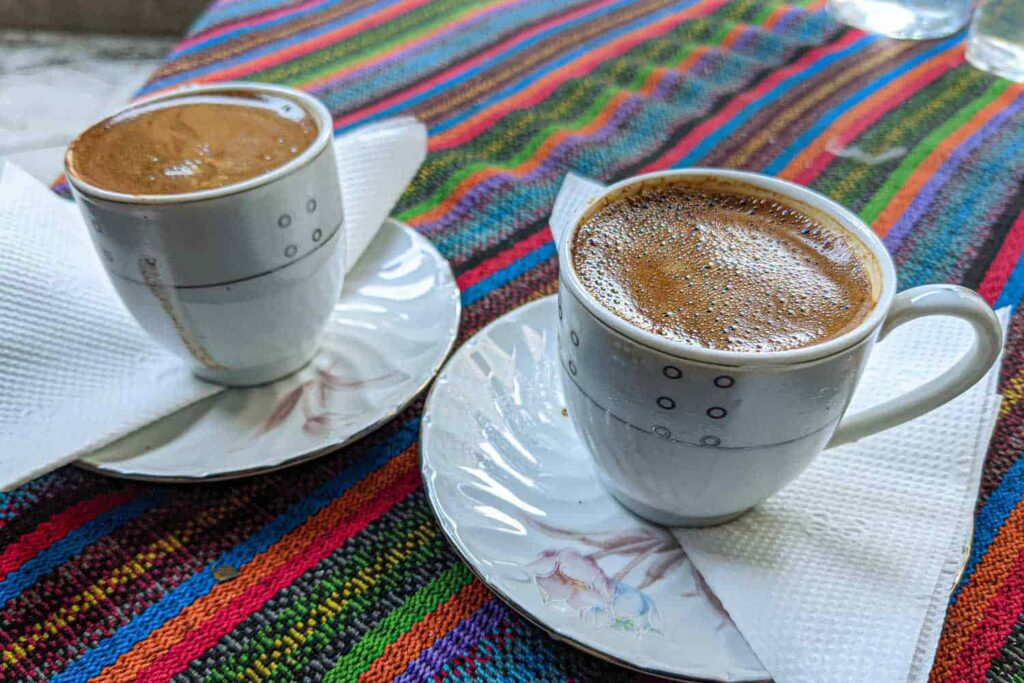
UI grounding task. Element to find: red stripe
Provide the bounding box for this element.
[639,29,864,172]
[979,210,1024,305]
[138,466,422,682]
[177,0,331,51]
[430,0,730,151]
[456,229,552,290]
[158,0,433,90]
[947,547,1024,682]
[0,490,136,580]
[790,46,961,184]
[331,0,626,130]
[302,0,523,93]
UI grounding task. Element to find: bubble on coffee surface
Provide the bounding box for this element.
[66,91,318,195]
[571,183,874,352]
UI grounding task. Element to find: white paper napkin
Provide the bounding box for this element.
[550,173,1006,683]
[672,312,1005,683]
[0,117,426,491]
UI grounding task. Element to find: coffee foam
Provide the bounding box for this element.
[570,176,878,353]
[66,90,319,196]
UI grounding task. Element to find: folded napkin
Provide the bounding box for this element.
[0,117,426,491]
[551,173,1006,683]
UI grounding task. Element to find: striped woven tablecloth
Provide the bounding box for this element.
[5,1,1024,680]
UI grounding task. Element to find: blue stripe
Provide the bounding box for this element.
[0,493,165,606]
[49,420,418,683]
[762,35,959,175]
[954,448,1024,599]
[140,0,407,94]
[428,0,703,136]
[174,0,407,61]
[461,242,556,306]
[189,0,301,35]
[333,0,637,133]
[672,34,877,168]
[996,255,1024,310]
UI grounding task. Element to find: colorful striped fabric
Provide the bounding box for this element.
[7,0,1024,680]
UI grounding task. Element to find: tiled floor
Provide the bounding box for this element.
[0,30,172,184]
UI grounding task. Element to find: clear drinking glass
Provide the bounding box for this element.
[967,0,1024,82]
[827,0,972,39]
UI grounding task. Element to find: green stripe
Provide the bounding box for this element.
[256,0,477,85]
[398,5,785,220]
[810,65,988,208]
[291,0,494,87]
[860,78,1010,224]
[324,562,476,682]
[198,498,452,682]
[398,87,628,220]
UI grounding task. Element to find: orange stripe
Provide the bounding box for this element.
[89,448,417,683]
[874,86,1022,236]
[778,45,961,181]
[932,499,1024,676]
[411,89,632,226]
[428,0,727,151]
[297,0,519,91]
[729,41,907,168]
[358,581,492,682]
[762,4,792,30]
[718,22,748,50]
[411,41,714,228]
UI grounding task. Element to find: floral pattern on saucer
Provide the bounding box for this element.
[421,296,768,682]
[79,219,459,481]
[525,520,688,635]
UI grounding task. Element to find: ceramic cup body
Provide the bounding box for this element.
[66,83,344,387]
[557,169,1002,526]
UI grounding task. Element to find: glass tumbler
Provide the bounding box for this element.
[966,0,1024,82]
[827,0,972,39]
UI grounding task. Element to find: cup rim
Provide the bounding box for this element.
[557,168,897,367]
[63,81,334,205]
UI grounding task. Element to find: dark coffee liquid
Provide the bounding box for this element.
[571,180,875,352]
[66,91,318,195]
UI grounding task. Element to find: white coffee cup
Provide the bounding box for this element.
[557,169,1002,526]
[66,83,344,387]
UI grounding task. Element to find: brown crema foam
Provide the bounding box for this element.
[571,179,876,352]
[66,90,318,195]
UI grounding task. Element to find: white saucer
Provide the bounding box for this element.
[421,296,768,682]
[79,219,460,482]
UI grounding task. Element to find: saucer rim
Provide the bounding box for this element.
[420,294,972,681]
[420,295,766,683]
[75,218,461,483]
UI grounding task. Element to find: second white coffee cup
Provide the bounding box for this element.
[557,169,1002,526]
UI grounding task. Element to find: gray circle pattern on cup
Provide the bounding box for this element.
[657,396,676,410]
[653,425,672,438]
[306,198,317,213]
[312,228,323,242]
[284,244,298,258]
[715,375,735,388]
[568,360,577,376]
[570,331,580,347]
[663,365,682,380]
[278,214,292,228]
[700,435,722,447]
[707,407,727,419]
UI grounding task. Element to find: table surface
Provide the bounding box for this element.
[6,1,1024,681]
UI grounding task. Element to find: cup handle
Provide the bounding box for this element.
[827,284,1002,449]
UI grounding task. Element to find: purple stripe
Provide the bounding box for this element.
[309,0,536,96]
[650,50,716,100]
[416,97,642,236]
[884,94,1024,249]
[393,598,508,683]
